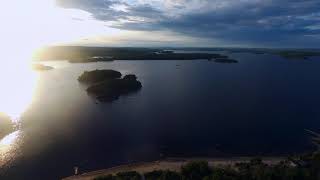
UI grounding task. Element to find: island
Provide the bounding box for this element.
[33,46,231,62]
[214,58,238,63]
[69,56,114,63]
[78,70,142,102]
[0,113,14,139]
[275,50,320,60]
[223,49,320,60]
[155,47,320,60]
[78,70,122,83]
[32,64,54,71]
[33,46,320,62]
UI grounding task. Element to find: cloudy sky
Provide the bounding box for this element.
[2,0,320,48]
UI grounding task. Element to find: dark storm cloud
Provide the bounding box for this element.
[56,0,126,21]
[57,0,320,47]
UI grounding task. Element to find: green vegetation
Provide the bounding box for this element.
[223,48,320,60]
[34,46,320,62]
[94,171,141,180]
[145,170,181,180]
[91,132,320,180]
[78,70,142,102]
[214,58,238,63]
[94,175,115,180]
[166,47,320,60]
[93,155,320,180]
[69,56,114,63]
[181,161,212,180]
[87,75,142,102]
[275,51,320,60]
[78,70,122,83]
[116,171,142,180]
[34,46,229,62]
[0,113,14,139]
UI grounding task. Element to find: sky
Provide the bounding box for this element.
[2,0,320,48]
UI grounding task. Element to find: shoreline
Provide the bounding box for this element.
[62,157,285,180]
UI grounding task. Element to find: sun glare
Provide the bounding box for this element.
[0,64,37,121]
[0,0,114,121]
[0,0,81,121]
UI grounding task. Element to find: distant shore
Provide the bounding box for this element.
[62,157,285,180]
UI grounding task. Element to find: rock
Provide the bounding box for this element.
[78,70,122,83]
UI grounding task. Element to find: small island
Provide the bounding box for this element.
[214,58,238,63]
[0,113,14,139]
[275,51,320,60]
[78,70,142,102]
[78,70,122,83]
[69,56,114,63]
[32,64,54,71]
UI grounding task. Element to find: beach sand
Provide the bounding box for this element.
[62,157,284,180]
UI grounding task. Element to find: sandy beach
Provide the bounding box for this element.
[62,157,285,180]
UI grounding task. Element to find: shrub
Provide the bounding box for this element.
[78,69,122,83]
[204,167,239,180]
[181,161,211,180]
[145,170,181,180]
[94,174,115,180]
[144,170,163,179]
[115,171,141,180]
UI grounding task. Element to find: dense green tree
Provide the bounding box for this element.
[94,174,115,180]
[145,170,181,180]
[181,161,211,180]
[203,167,239,180]
[115,171,141,180]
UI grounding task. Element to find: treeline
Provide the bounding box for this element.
[34,46,157,60]
[33,46,226,61]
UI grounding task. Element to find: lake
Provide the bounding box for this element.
[1,52,320,179]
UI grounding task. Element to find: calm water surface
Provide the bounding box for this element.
[1,53,320,179]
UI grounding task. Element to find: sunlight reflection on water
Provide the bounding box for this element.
[0,130,22,167]
[0,61,38,122]
[0,58,38,166]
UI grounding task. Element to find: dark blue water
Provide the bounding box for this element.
[1,53,320,179]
